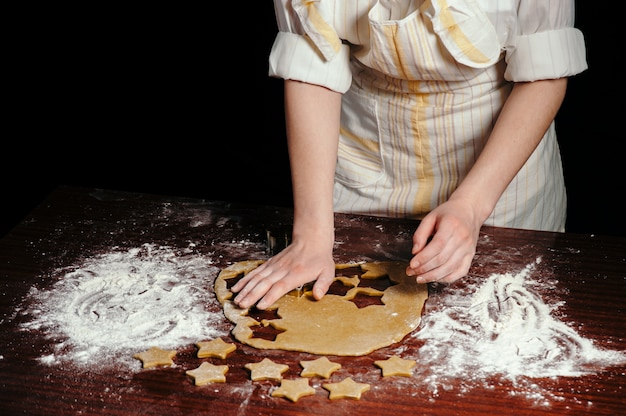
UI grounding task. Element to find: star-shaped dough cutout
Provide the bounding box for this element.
[300,356,342,379]
[186,362,229,385]
[271,378,316,402]
[196,338,237,359]
[374,355,416,377]
[322,377,370,400]
[133,346,177,368]
[245,358,290,381]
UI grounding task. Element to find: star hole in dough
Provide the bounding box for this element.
[133,346,177,369]
[322,377,370,400]
[186,362,229,385]
[215,260,429,356]
[270,378,316,402]
[374,355,417,377]
[325,272,389,308]
[246,307,285,341]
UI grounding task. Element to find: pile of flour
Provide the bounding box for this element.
[409,258,626,402]
[18,243,226,370]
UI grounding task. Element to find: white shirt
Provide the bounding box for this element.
[268,0,587,231]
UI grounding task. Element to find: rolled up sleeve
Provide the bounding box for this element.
[268,0,352,93]
[504,27,587,81]
[269,32,352,93]
[504,0,587,81]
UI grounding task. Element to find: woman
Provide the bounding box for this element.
[233,0,587,309]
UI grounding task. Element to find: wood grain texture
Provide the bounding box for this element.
[1,186,624,415]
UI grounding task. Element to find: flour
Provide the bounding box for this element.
[18,243,226,370]
[15,248,626,405]
[409,258,626,402]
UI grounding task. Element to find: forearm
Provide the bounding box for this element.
[284,80,342,245]
[450,78,568,224]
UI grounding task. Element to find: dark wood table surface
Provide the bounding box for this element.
[1,186,624,415]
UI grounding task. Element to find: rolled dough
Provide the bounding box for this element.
[215,261,428,356]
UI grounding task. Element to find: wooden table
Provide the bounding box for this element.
[1,186,624,415]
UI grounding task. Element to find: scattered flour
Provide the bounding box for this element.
[18,243,225,370]
[410,258,626,402]
[14,249,626,406]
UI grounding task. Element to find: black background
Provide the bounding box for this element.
[2,3,623,238]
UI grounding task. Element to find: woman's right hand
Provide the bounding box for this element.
[233,79,342,310]
[230,237,336,310]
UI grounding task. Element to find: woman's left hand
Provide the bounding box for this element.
[406,198,481,284]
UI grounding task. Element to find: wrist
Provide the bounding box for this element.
[446,191,495,226]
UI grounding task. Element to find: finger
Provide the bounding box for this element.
[411,216,436,256]
[409,234,448,274]
[311,273,336,300]
[414,250,472,284]
[233,268,288,309]
[256,279,296,310]
[230,263,267,292]
[414,266,453,284]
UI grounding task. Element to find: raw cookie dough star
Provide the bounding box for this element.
[245,358,290,381]
[271,378,316,402]
[300,356,342,378]
[196,337,237,359]
[322,377,370,400]
[186,362,229,385]
[133,346,177,368]
[374,355,416,377]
